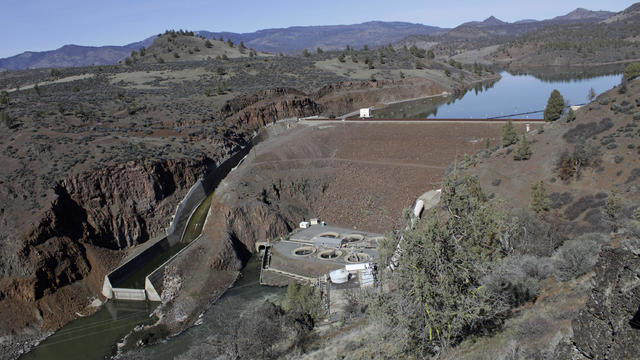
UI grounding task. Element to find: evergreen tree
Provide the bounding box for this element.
[566,108,576,122]
[513,134,532,161]
[302,49,310,57]
[501,119,518,147]
[530,181,550,216]
[543,89,564,122]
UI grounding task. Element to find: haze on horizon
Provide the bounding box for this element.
[1,0,635,58]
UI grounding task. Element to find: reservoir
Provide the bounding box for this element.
[375,70,623,119]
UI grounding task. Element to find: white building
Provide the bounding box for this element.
[359,107,372,118]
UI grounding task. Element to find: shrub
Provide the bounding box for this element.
[204,40,212,48]
[0,90,8,105]
[482,255,552,307]
[284,281,325,322]
[553,233,606,281]
[564,195,605,221]
[492,178,502,186]
[555,144,601,181]
[566,108,576,122]
[563,118,614,144]
[549,192,573,209]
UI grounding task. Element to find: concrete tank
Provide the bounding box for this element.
[330,268,349,284]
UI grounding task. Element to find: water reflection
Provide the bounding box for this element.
[375,71,622,119]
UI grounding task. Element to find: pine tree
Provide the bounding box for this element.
[513,134,532,161]
[530,181,550,216]
[501,119,518,147]
[543,90,564,122]
[566,108,576,122]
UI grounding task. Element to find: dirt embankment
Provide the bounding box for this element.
[314,77,450,116]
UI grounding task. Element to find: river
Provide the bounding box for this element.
[20,67,624,360]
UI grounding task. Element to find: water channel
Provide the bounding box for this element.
[21,67,625,360]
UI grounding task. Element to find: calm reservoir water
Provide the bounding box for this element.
[21,68,624,360]
[375,71,622,119]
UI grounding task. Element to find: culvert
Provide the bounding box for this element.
[317,249,343,260]
[345,252,371,263]
[292,246,316,257]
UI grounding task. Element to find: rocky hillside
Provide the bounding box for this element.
[441,74,640,359]
[131,31,262,65]
[0,37,155,71]
[197,21,447,54]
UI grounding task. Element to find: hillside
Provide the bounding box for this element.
[0,37,154,71]
[197,21,447,54]
[401,8,616,61]
[487,4,640,67]
[128,30,263,65]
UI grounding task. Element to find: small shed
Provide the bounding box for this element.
[313,236,343,249]
[359,107,372,118]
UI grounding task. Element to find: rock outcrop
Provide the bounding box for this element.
[314,77,448,116]
[555,246,640,359]
[0,157,215,335]
[219,88,323,130]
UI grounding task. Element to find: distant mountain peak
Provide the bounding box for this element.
[482,16,506,25]
[552,7,614,21]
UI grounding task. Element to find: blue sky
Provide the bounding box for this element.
[1,0,635,58]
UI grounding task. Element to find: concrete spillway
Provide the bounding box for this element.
[102,145,252,301]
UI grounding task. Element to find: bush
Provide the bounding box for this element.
[555,144,601,181]
[482,255,553,307]
[563,118,613,144]
[553,233,606,281]
[284,281,325,323]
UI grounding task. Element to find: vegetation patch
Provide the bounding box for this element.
[562,118,613,143]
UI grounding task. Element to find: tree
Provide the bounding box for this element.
[513,134,532,161]
[427,49,435,59]
[501,119,518,147]
[604,191,622,232]
[302,49,310,57]
[226,38,234,47]
[204,40,212,48]
[566,108,576,122]
[362,44,369,51]
[587,87,596,102]
[316,47,323,54]
[530,181,550,216]
[543,90,564,122]
[623,62,640,80]
[371,175,512,357]
[1,90,8,105]
[337,53,345,63]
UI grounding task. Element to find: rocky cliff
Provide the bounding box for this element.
[0,157,214,336]
[313,77,449,116]
[219,88,324,130]
[555,245,640,359]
